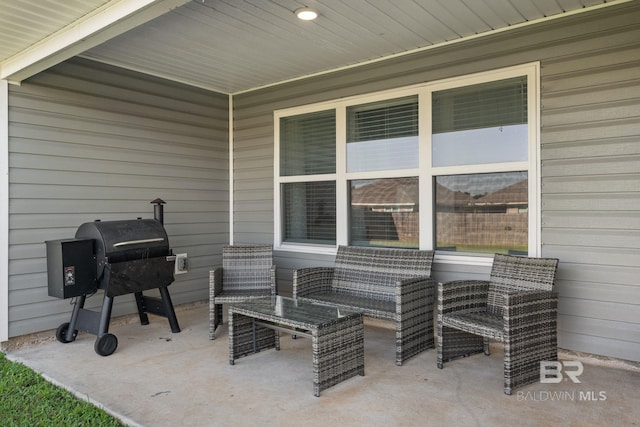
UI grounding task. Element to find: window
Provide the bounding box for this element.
[432,76,530,255]
[346,96,419,249]
[435,172,528,254]
[280,110,335,176]
[275,63,539,260]
[278,110,336,246]
[282,181,336,245]
[346,96,418,172]
[350,177,419,248]
[432,76,528,167]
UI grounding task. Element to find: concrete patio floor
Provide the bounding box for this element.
[5,301,640,427]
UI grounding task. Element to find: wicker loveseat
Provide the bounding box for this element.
[293,245,435,366]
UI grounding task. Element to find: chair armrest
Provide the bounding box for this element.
[269,265,277,295]
[438,280,490,315]
[504,290,558,329]
[293,267,334,299]
[396,276,435,312]
[210,267,223,296]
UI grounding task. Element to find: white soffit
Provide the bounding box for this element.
[0,0,191,83]
[78,0,628,94]
[0,0,633,92]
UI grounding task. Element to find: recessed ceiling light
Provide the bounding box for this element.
[295,7,318,21]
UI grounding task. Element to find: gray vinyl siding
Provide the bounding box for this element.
[539,15,640,361]
[233,3,640,361]
[8,58,228,337]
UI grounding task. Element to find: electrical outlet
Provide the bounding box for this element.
[175,253,188,274]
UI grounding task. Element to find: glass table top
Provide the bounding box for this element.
[230,296,361,326]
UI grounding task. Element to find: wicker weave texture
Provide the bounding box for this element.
[437,254,559,395]
[487,254,558,316]
[294,245,435,366]
[209,245,276,339]
[228,298,364,397]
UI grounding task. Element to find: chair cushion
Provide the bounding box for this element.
[441,312,504,341]
[300,291,396,320]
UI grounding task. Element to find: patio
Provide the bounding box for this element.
[5,301,639,427]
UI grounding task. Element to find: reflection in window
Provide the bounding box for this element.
[435,172,528,254]
[282,182,336,245]
[350,177,419,248]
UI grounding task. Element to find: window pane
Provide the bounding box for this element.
[350,177,419,248]
[347,96,418,172]
[280,110,335,176]
[435,172,528,254]
[432,77,527,167]
[282,181,336,244]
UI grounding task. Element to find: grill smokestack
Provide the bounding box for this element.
[151,198,166,225]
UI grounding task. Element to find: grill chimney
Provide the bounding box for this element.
[151,198,166,225]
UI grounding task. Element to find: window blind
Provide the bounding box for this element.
[282,181,336,244]
[346,96,418,172]
[280,110,335,176]
[432,76,527,134]
[347,96,418,142]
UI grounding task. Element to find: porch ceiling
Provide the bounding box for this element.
[0,0,625,94]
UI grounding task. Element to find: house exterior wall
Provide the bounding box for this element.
[7,58,228,338]
[232,3,640,361]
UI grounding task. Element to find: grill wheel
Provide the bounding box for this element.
[55,322,78,343]
[95,333,118,356]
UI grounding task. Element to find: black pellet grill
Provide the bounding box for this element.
[46,199,180,356]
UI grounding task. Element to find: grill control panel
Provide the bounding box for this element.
[64,266,76,286]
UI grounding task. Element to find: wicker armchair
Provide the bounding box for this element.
[209,244,276,339]
[437,253,559,395]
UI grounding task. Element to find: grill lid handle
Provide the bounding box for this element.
[113,238,165,247]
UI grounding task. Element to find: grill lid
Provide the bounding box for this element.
[75,219,170,271]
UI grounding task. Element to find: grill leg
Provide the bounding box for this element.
[134,288,181,333]
[98,294,114,336]
[159,286,181,333]
[65,294,86,342]
[134,291,150,325]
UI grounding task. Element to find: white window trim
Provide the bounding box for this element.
[228,94,234,245]
[1,79,9,342]
[274,62,541,266]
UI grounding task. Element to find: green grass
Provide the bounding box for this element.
[0,352,124,427]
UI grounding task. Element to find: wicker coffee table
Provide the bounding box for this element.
[228,296,364,396]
